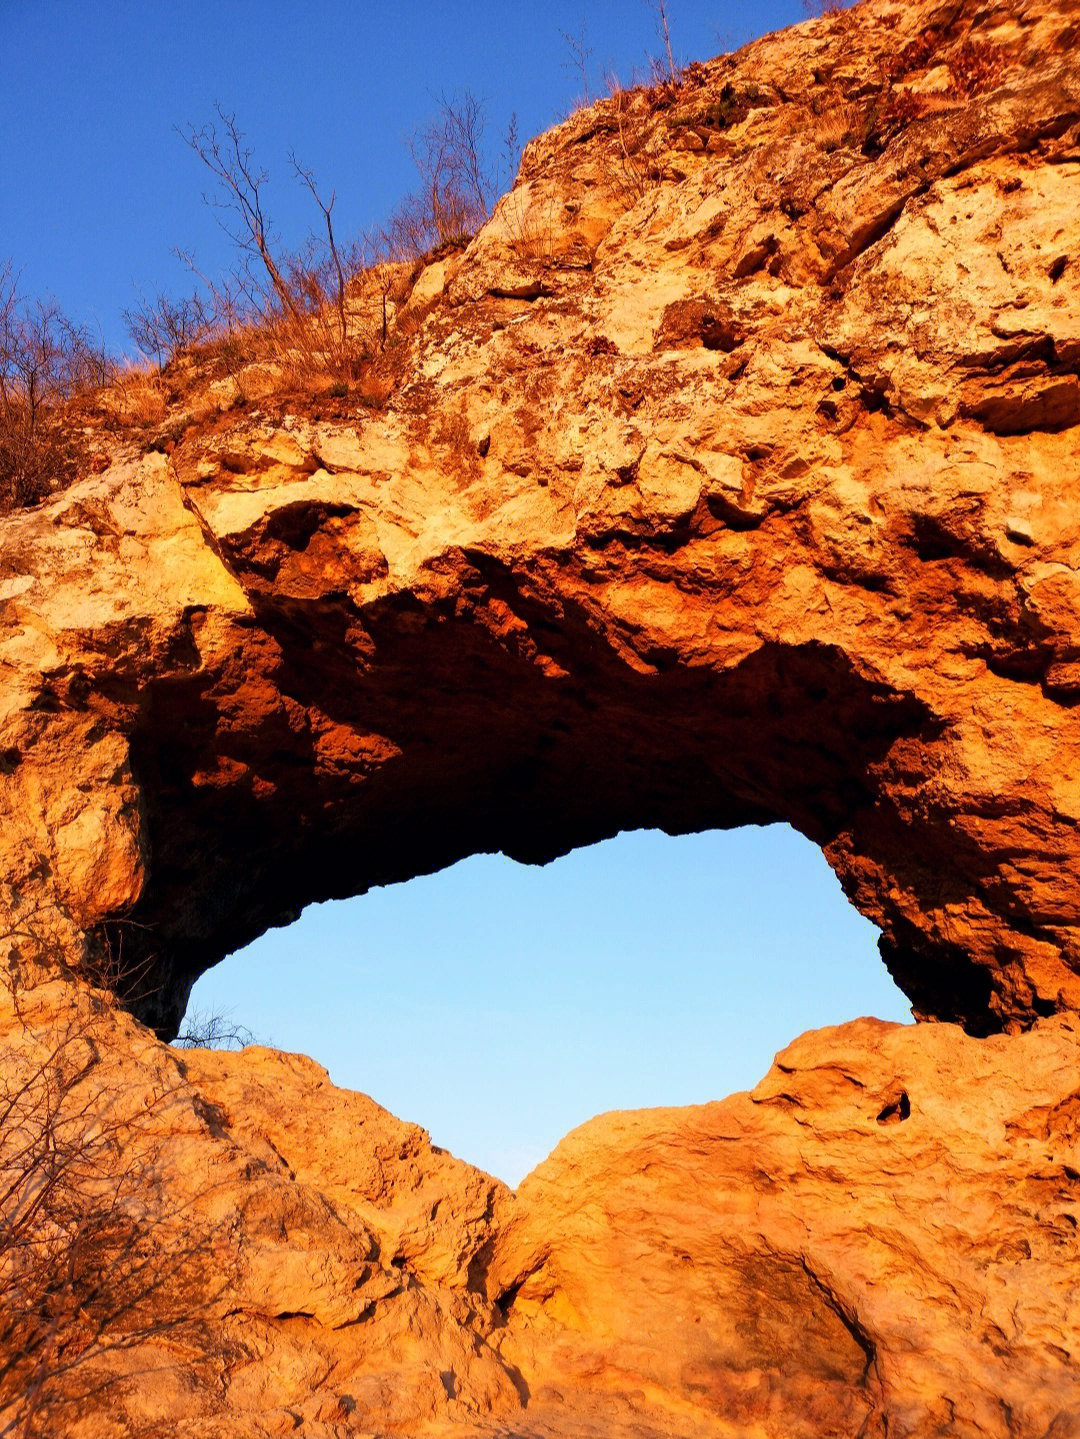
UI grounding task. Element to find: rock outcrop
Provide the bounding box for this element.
[3,0,1080,1432]
[1,0,1078,1035]
[8,978,1080,1437]
[489,1015,1080,1437]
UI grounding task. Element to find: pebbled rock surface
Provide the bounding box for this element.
[0,0,1079,1034]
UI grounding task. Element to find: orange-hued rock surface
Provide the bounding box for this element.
[7,976,1080,1438]
[1,0,1078,1035]
[489,1016,1080,1437]
[3,0,1080,1431]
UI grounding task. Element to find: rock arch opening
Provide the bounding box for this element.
[63,604,1070,1043]
[2,0,1078,1093]
[179,824,911,1183]
[109,632,936,1036]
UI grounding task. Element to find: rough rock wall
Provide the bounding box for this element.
[8,978,1080,1438]
[0,0,1078,1038]
[488,1015,1080,1438]
[5,1,1080,1435]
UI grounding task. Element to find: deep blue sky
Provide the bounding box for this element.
[4,0,814,351]
[4,1,909,1184]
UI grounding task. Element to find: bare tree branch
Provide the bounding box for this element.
[561,20,593,107]
[390,91,495,255]
[0,967,233,1437]
[647,0,679,84]
[290,154,348,350]
[178,106,302,323]
[0,266,105,511]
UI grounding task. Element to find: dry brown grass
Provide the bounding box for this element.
[99,366,170,429]
[503,187,561,264]
[0,409,87,512]
[812,97,862,151]
[608,84,662,200]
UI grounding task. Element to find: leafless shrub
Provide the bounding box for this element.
[385,91,498,259]
[278,229,369,380]
[607,82,659,200]
[0,264,110,512]
[290,156,349,352]
[174,1006,254,1051]
[0,982,224,1438]
[562,21,594,109]
[167,250,263,375]
[647,0,679,85]
[178,112,388,383]
[382,193,444,264]
[416,91,496,241]
[123,289,212,370]
[100,366,170,430]
[166,92,516,389]
[1,1014,138,1434]
[179,107,302,326]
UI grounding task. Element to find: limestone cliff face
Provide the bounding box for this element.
[3,0,1080,1433]
[0,0,1078,1035]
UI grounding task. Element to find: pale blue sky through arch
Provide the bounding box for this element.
[186,826,911,1185]
[2,2,912,1184]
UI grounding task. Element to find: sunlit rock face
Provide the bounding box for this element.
[486,1015,1080,1439]
[8,980,1080,1438]
[3,0,1080,1435]
[1,0,1078,1038]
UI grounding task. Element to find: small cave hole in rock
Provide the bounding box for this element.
[877,1090,911,1125]
[181,825,912,1186]
[495,1278,525,1317]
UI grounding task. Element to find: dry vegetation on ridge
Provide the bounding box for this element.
[2,0,1018,524]
[0,85,516,515]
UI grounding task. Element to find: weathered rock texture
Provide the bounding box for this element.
[3,0,1080,1432]
[0,0,1078,1035]
[7,978,1080,1438]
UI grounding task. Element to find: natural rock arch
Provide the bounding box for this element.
[125,625,936,1032]
[1,0,1079,1039]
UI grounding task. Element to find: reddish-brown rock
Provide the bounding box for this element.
[7,977,1080,1438]
[489,1015,1080,1437]
[3,0,1080,1432]
[1,0,1078,1035]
